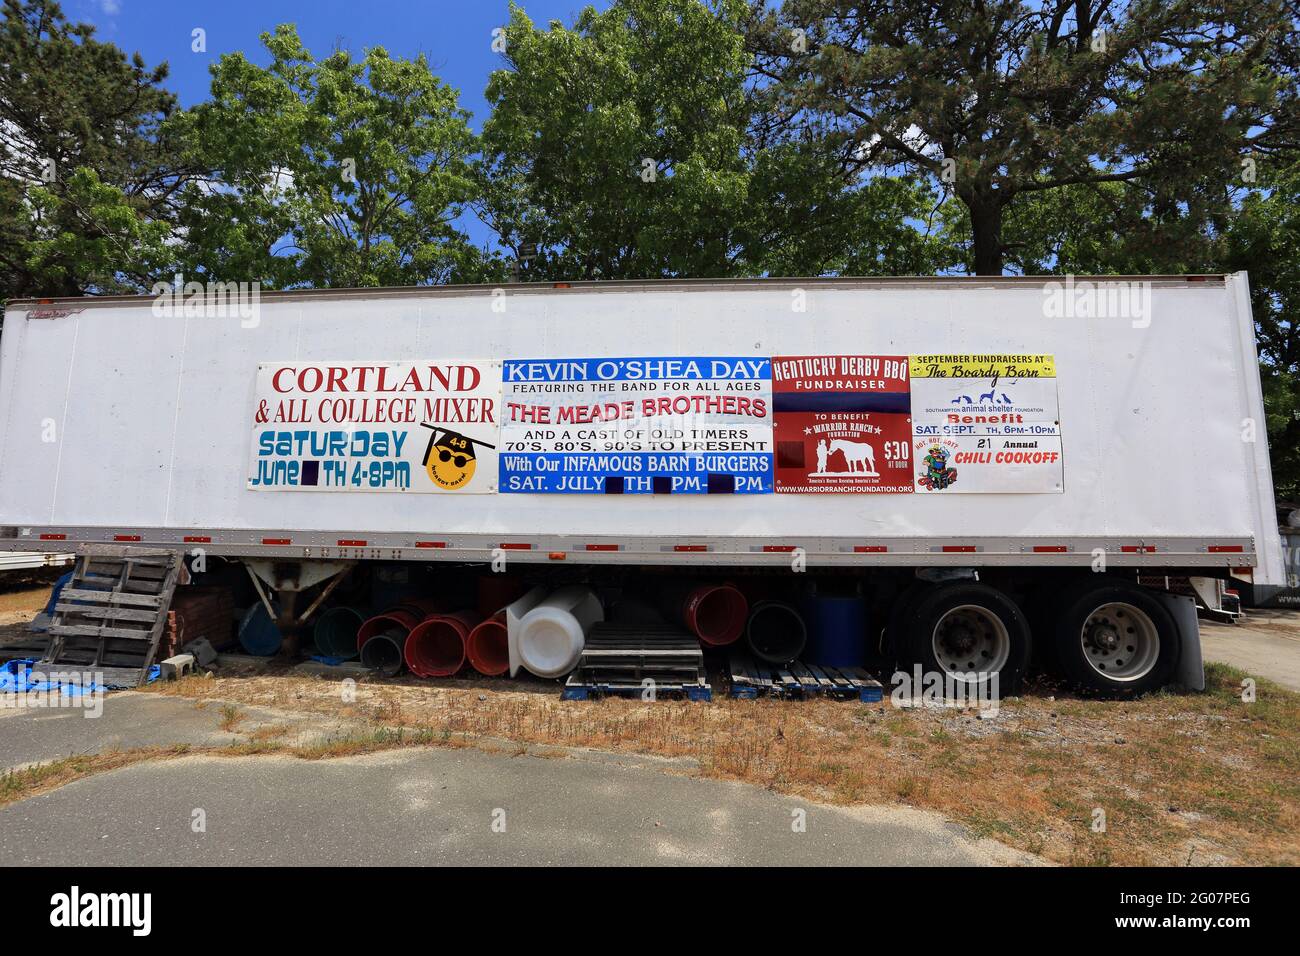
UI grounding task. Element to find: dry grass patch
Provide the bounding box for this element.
[216,703,243,732]
[0,745,194,809]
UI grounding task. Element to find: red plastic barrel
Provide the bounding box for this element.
[465,611,509,676]
[476,575,528,618]
[683,583,748,646]
[356,599,444,652]
[405,610,482,678]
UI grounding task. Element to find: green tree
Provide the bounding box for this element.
[747,0,1291,275]
[982,178,1227,275]
[1221,164,1300,499]
[0,0,181,311]
[174,24,489,288]
[480,0,950,280]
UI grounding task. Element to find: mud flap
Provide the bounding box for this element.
[1157,591,1204,691]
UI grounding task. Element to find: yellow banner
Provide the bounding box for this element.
[909,354,1056,378]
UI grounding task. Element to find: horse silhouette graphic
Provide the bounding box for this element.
[824,438,877,476]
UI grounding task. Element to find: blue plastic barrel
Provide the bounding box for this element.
[313,606,366,659]
[238,603,282,656]
[802,595,867,668]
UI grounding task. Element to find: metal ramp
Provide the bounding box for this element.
[39,546,182,688]
[562,623,711,700]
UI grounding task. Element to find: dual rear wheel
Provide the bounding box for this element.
[890,577,1182,698]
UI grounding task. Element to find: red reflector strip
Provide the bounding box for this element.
[39,533,67,540]
[548,551,566,560]
[500,543,532,551]
[674,545,708,552]
[337,539,367,547]
[183,535,211,544]
[854,545,888,553]
[1033,546,1068,553]
[1208,545,1244,553]
[586,544,619,552]
[262,537,291,546]
[114,534,141,542]
[1231,566,1252,575]
[1121,545,1156,553]
[762,545,798,553]
[942,545,976,553]
[415,541,446,549]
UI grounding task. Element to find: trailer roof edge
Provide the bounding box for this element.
[7,273,1231,310]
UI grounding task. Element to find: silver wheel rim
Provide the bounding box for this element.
[931,604,1010,680]
[1080,602,1160,682]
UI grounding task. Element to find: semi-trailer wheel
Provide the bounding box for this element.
[901,583,1031,693]
[1051,579,1180,697]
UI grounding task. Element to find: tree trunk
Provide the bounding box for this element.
[967,199,1004,276]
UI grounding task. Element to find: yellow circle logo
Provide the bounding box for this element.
[421,427,492,490]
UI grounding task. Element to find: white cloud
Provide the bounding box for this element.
[100,0,121,15]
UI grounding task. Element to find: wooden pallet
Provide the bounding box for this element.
[728,651,883,702]
[39,546,182,688]
[0,632,53,665]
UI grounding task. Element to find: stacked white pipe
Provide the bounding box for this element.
[506,585,604,678]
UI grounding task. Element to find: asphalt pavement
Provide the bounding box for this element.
[0,693,1034,866]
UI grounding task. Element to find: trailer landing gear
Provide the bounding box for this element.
[244,560,354,657]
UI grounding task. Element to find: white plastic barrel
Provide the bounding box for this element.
[505,586,548,677]
[514,586,604,678]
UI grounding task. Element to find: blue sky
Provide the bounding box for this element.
[70,0,611,249]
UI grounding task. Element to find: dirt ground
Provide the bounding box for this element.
[0,583,54,627]
[5,578,1299,866]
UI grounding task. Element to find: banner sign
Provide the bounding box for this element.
[909,354,1063,493]
[247,361,501,493]
[772,355,914,494]
[498,356,773,494]
[246,352,1061,496]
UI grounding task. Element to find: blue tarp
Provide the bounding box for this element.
[0,659,160,695]
[309,654,352,666]
[42,571,74,617]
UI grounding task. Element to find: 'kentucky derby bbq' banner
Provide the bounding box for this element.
[772,355,914,494]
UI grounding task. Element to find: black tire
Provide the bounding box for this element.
[901,583,1032,694]
[883,581,927,658]
[1052,579,1180,698]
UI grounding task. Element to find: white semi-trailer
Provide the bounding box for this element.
[0,274,1283,695]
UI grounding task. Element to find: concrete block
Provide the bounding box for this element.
[181,637,219,667]
[160,654,196,680]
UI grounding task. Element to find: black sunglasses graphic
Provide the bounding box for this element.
[439,449,469,467]
[419,423,496,469]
